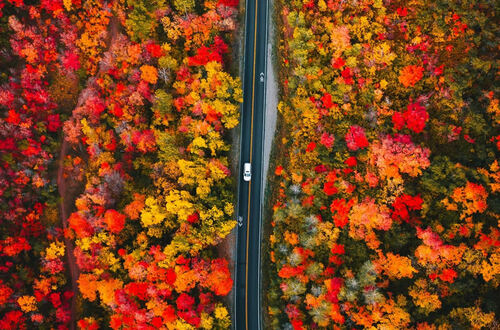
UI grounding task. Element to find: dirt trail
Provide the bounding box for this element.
[57,139,79,330]
[57,15,122,329]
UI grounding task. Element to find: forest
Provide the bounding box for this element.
[0,0,240,328]
[266,0,499,329]
[1,0,499,329]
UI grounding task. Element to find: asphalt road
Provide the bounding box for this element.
[235,0,268,328]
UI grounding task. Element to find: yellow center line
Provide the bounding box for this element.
[245,0,258,328]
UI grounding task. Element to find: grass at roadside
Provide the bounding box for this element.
[261,0,287,327]
[226,1,246,327]
[261,113,288,329]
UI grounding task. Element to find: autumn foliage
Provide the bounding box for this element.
[267,0,499,328]
[1,0,239,328]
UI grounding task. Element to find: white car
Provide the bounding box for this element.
[243,162,252,181]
